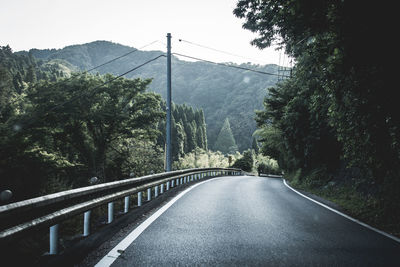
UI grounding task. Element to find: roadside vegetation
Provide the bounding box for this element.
[235,1,399,237]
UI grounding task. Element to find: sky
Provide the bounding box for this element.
[0,0,291,66]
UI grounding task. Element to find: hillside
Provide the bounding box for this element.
[28,41,279,151]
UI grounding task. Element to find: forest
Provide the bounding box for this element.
[0,44,277,202]
[234,1,399,235]
[24,41,279,151]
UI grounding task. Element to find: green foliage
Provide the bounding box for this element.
[232,149,254,172]
[28,41,279,151]
[173,148,244,170]
[157,102,208,161]
[173,148,232,170]
[235,0,399,232]
[0,48,168,200]
[214,118,238,155]
[255,153,280,176]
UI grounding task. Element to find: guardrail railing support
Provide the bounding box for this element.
[49,224,59,255]
[124,196,130,213]
[83,210,91,236]
[155,186,158,198]
[167,181,170,191]
[138,192,142,207]
[161,183,164,193]
[108,202,114,223]
[147,188,151,201]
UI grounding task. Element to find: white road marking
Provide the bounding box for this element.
[95,179,217,267]
[283,179,400,243]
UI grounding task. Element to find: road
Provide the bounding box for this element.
[97,176,400,266]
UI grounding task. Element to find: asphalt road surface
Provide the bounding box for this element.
[99,176,400,266]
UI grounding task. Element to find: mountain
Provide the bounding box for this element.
[28,41,279,151]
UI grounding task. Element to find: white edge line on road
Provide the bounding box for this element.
[283,179,400,243]
[94,178,218,267]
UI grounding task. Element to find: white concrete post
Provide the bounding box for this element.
[171,180,174,187]
[161,183,164,193]
[167,181,170,190]
[49,224,59,255]
[83,210,91,237]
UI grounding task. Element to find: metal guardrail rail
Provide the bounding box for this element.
[0,167,241,254]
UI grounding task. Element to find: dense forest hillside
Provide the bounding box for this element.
[0,45,213,201]
[25,41,279,151]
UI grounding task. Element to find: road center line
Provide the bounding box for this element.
[283,178,400,243]
[95,178,218,267]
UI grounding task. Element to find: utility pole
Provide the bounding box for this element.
[166,33,172,172]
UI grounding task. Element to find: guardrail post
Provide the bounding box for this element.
[167,181,170,190]
[138,192,142,206]
[124,196,130,213]
[83,210,91,236]
[180,177,183,184]
[184,176,186,183]
[147,188,151,201]
[171,180,175,187]
[49,224,59,255]
[108,202,114,223]
[155,186,158,197]
[161,183,164,193]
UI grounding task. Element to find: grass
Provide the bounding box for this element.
[286,169,399,238]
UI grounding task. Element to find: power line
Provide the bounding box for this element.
[178,38,270,65]
[49,54,166,112]
[85,40,159,73]
[172,52,289,78]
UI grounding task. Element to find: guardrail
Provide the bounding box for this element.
[0,167,241,254]
[259,173,283,178]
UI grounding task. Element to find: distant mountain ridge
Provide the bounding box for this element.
[28,40,279,151]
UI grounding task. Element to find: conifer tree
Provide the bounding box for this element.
[214,118,238,154]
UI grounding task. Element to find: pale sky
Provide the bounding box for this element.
[0,0,290,66]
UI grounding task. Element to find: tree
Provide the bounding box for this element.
[235,0,400,224]
[214,118,238,154]
[234,0,398,179]
[232,149,253,172]
[251,137,259,154]
[25,73,164,182]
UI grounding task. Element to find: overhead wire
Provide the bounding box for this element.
[84,40,159,74]
[172,52,289,78]
[177,38,270,65]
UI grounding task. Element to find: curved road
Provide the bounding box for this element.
[98,176,399,266]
